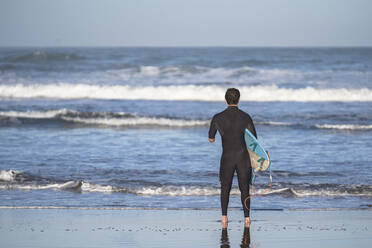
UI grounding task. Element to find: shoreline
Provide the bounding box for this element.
[1,208,371,248]
[0,205,371,211]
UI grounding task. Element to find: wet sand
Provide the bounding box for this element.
[0,208,371,248]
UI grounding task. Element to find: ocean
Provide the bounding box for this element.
[0,47,371,210]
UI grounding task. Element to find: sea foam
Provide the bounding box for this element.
[0,170,21,182]
[1,84,372,102]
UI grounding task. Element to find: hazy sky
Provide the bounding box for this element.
[1,0,371,47]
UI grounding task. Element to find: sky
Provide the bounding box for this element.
[0,0,371,47]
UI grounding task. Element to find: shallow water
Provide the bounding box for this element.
[0,47,371,210]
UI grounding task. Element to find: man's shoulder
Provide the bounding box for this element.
[238,108,253,120]
[212,109,227,119]
[237,108,249,116]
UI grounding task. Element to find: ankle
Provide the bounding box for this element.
[222,215,228,228]
[244,217,251,227]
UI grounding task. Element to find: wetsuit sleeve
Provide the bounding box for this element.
[247,116,257,139]
[208,116,218,139]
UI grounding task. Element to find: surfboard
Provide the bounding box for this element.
[244,128,272,205]
[244,129,270,173]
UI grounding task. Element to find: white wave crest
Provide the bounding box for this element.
[0,180,114,193]
[61,116,208,127]
[257,121,293,126]
[0,179,284,196]
[133,186,223,196]
[1,84,372,102]
[0,109,208,127]
[0,181,82,190]
[81,182,114,193]
[290,188,372,197]
[129,186,285,196]
[105,66,299,84]
[315,124,372,130]
[0,170,21,182]
[0,109,72,119]
[105,66,372,87]
[1,180,370,198]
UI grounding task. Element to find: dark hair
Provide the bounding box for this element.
[225,88,240,104]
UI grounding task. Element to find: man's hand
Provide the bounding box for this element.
[250,184,255,195]
[208,138,215,143]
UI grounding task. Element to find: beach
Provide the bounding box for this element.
[0,208,371,248]
[2,0,372,245]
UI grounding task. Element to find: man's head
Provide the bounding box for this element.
[225,88,240,105]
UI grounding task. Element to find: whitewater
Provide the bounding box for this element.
[1,83,372,101]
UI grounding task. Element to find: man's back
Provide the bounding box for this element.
[209,88,256,228]
[209,106,257,154]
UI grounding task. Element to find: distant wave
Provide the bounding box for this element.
[256,121,372,131]
[256,121,293,126]
[104,65,301,84]
[3,61,370,88]
[1,109,370,131]
[61,116,207,127]
[0,109,208,127]
[1,83,372,102]
[315,124,372,130]
[4,51,85,62]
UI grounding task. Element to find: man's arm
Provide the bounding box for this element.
[208,116,217,142]
[247,116,257,139]
[247,115,268,156]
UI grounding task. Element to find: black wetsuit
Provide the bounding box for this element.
[209,106,257,217]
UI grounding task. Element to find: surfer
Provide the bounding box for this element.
[208,88,257,228]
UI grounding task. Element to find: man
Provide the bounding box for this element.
[208,88,257,228]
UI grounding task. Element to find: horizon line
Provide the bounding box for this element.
[1,45,372,49]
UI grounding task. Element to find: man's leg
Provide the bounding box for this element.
[219,158,235,228]
[236,158,251,225]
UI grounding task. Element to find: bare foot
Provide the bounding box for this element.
[244,217,251,227]
[222,215,228,229]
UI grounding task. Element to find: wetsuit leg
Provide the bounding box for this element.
[236,156,251,217]
[219,155,236,216]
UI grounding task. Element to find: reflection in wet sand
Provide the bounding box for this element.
[240,227,251,248]
[220,228,230,247]
[220,227,251,248]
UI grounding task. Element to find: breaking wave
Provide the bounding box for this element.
[0,109,208,127]
[0,170,21,182]
[1,84,372,102]
[315,124,372,130]
[1,109,370,131]
[1,170,371,197]
[0,181,82,191]
[254,121,372,131]
[256,121,293,126]
[102,65,305,85]
[1,182,371,197]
